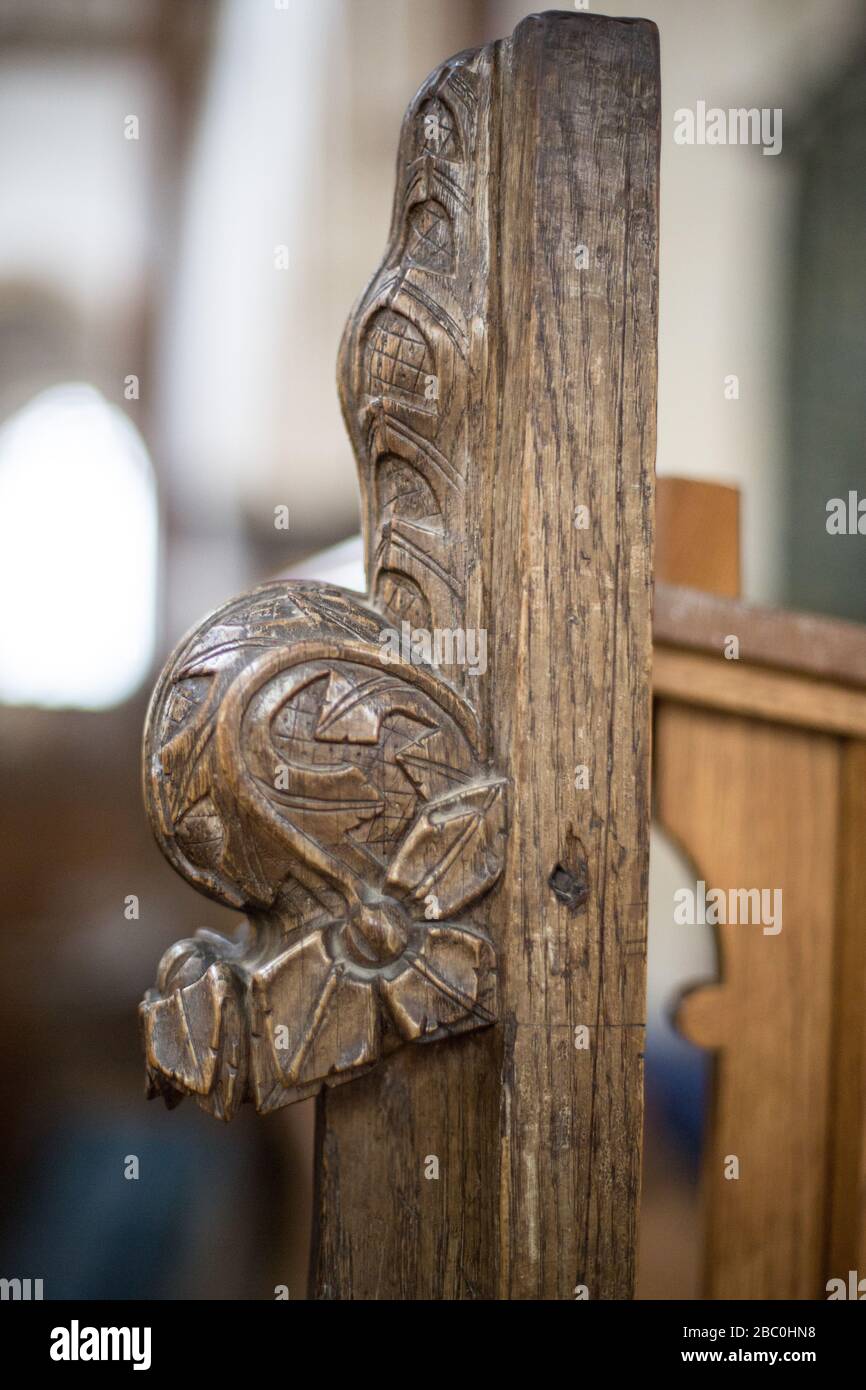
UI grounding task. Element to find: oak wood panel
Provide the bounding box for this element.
[655,584,866,688]
[654,645,866,738]
[659,704,840,1299]
[312,11,659,1299]
[826,740,866,1283]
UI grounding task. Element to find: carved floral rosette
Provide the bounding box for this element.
[140,582,506,1119]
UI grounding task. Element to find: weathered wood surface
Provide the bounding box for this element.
[312,11,659,1300]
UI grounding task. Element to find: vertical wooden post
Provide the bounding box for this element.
[311,11,659,1300]
[825,741,866,1285]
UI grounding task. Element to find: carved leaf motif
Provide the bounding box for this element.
[405,199,454,274]
[416,98,462,162]
[140,0,504,1130]
[375,571,432,631]
[393,724,473,800]
[377,455,442,532]
[245,916,495,1111]
[385,779,507,918]
[140,960,248,1123]
[313,668,408,743]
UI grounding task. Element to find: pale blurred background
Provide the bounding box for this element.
[0,0,864,1299]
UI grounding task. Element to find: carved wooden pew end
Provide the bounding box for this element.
[138,8,658,1302]
[140,581,506,1120]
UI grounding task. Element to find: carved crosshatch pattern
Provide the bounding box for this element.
[338,50,487,691]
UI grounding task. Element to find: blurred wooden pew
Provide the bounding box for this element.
[653,476,866,1299]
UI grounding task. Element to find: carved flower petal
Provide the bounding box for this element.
[385,778,507,917]
[140,961,248,1122]
[249,932,381,1107]
[380,924,497,1041]
[249,930,333,1103]
[295,973,381,1088]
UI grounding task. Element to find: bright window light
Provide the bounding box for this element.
[0,383,158,710]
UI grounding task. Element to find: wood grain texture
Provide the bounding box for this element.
[655,583,866,687]
[653,645,866,737]
[659,704,841,1299]
[826,740,866,1283]
[312,11,659,1300]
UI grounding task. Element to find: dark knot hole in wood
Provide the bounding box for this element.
[548,858,590,913]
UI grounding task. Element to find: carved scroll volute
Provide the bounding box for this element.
[140,43,506,1120]
[140,583,506,1119]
